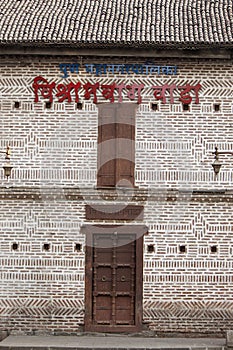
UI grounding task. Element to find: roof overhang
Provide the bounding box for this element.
[0,43,232,59]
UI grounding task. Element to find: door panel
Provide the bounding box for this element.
[94,296,112,323]
[96,267,112,292]
[116,267,132,293]
[115,296,133,324]
[97,122,116,187]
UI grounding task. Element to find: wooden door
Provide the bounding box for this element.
[85,229,143,332]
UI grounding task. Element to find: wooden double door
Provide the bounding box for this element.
[85,228,143,332]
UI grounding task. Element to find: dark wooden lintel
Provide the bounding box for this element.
[85,204,144,220]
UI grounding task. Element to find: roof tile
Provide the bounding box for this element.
[0,0,232,48]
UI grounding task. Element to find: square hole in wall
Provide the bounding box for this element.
[43,243,50,251]
[14,101,20,109]
[75,243,82,252]
[151,103,158,111]
[45,102,52,109]
[183,104,190,111]
[147,244,155,253]
[12,243,19,250]
[77,102,83,110]
[214,104,220,112]
[179,245,186,253]
[210,245,218,253]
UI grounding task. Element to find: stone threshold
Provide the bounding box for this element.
[0,335,226,350]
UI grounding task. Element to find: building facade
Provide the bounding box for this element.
[0,0,233,336]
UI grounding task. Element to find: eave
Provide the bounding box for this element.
[0,42,232,59]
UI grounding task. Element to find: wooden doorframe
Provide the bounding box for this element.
[83,225,147,333]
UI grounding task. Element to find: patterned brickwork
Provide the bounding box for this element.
[143,199,233,332]
[0,199,85,333]
[0,55,233,334]
[0,57,232,188]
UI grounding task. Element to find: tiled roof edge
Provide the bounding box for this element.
[0,40,233,50]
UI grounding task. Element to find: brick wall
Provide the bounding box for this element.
[0,55,232,334]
